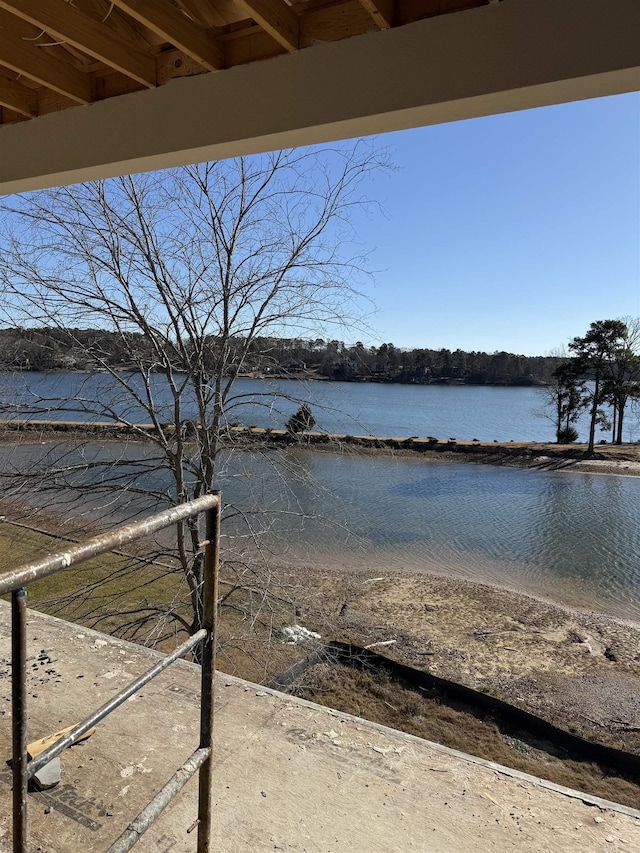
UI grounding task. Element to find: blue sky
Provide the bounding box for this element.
[353,92,640,356]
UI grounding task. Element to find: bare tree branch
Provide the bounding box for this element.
[0,144,387,655]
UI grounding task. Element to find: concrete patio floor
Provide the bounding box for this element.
[1,604,639,853]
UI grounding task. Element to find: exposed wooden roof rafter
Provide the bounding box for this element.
[358,0,394,29]
[110,0,224,72]
[175,0,236,29]
[0,0,157,87]
[236,0,299,52]
[0,9,92,103]
[0,0,496,127]
[0,70,35,115]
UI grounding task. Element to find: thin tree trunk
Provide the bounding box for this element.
[616,400,625,444]
[611,403,617,444]
[587,376,599,455]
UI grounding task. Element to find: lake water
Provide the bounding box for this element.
[3,371,640,443]
[3,437,640,623]
[220,448,640,622]
[2,371,639,621]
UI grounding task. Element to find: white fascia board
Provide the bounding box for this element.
[0,0,638,195]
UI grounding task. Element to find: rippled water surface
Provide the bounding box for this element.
[220,450,640,622]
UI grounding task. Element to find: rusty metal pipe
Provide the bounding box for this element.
[197,494,221,853]
[11,587,27,853]
[29,628,207,777]
[105,747,211,853]
[4,492,222,853]
[0,494,220,595]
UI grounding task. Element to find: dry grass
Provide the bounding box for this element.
[292,660,640,810]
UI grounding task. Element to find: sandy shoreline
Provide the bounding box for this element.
[323,440,640,477]
[282,559,640,755]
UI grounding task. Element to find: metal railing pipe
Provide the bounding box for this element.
[197,494,221,853]
[105,747,211,853]
[11,588,27,853]
[5,492,222,853]
[0,494,220,595]
[29,628,207,777]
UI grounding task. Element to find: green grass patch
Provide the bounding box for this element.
[1,522,189,643]
[0,521,301,679]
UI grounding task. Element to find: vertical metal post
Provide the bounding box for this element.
[11,587,28,853]
[197,492,220,853]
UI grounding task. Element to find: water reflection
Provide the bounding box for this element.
[261,451,640,621]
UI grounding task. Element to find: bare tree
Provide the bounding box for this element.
[0,144,386,650]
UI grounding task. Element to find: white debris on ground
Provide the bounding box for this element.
[281,625,321,644]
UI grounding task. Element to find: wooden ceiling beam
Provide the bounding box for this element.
[174,0,240,29]
[0,0,156,87]
[110,0,223,72]
[358,0,394,29]
[0,11,92,104]
[0,71,35,116]
[236,0,299,52]
[73,0,154,51]
[1,0,638,181]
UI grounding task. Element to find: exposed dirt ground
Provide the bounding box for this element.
[290,659,640,809]
[283,563,640,757]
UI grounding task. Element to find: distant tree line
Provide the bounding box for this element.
[0,327,563,386]
[544,318,640,451]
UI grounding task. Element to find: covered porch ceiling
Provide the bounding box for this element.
[0,0,638,193]
[0,0,493,122]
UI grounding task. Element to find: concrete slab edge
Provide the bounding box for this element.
[3,603,639,822]
[223,675,640,821]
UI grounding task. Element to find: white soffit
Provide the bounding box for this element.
[0,0,639,195]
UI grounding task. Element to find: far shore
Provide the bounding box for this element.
[1,418,639,477]
[0,366,548,387]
